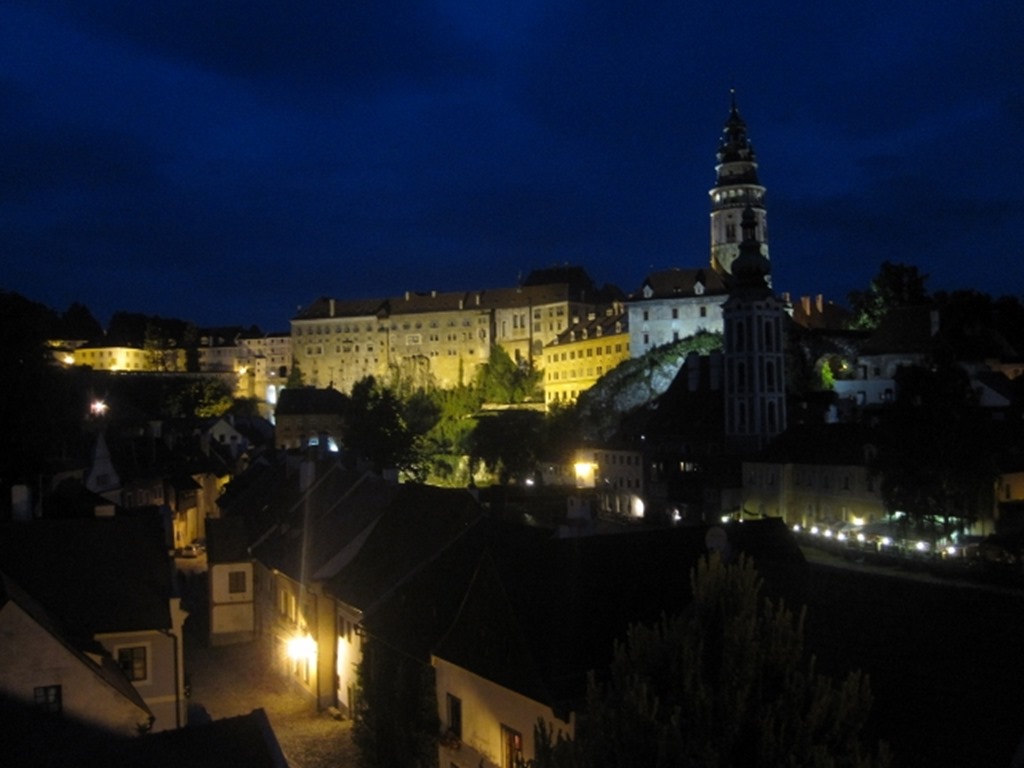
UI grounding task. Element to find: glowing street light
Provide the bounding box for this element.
[90,399,109,417]
[286,633,317,662]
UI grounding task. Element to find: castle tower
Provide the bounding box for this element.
[722,206,786,453]
[709,92,769,278]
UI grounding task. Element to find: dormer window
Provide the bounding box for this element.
[694,282,705,296]
[642,285,654,299]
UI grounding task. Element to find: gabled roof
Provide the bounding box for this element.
[388,290,485,315]
[431,520,805,711]
[248,466,397,581]
[552,309,628,345]
[324,484,483,613]
[206,516,251,563]
[631,268,729,300]
[0,570,152,719]
[292,295,388,321]
[274,387,348,416]
[0,517,174,634]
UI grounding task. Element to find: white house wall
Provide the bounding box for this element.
[433,655,574,768]
[0,601,152,736]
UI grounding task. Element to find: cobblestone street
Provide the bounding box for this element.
[185,636,358,768]
[177,562,357,768]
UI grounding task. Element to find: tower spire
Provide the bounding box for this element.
[709,92,769,277]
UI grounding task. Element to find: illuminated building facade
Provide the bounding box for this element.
[626,268,727,356]
[544,308,629,406]
[72,344,186,372]
[291,270,618,396]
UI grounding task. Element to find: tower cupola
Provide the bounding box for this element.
[709,92,769,277]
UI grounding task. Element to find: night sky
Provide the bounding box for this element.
[3,2,1022,332]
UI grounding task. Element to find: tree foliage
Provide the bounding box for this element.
[475,344,543,404]
[872,361,998,534]
[467,409,546,485]
[847,261,929,331]
[353,637,439,768]
[344,377,418,474]
[163,378,234,419]
[535,554,889,768]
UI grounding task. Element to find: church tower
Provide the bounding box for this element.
[709,92,768,278]
[722,206,786,453]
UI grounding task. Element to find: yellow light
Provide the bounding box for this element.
[286,634,317,661]
[851,516,865,527]
[574,462,596,488]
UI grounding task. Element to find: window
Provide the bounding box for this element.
[228,570,247,594]
[118,646,148,682]
[501,724,524,768]
[34,685,62,714]
[446,693,462,738]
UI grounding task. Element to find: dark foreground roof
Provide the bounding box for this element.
[0,704,286,768]
[0,516,174,635]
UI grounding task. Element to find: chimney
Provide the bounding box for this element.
[816,294,824,313]
[329,298,336,317]
[930,309,940,336]
[801,296,811,316]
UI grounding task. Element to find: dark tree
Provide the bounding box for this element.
[344,377,417,474]
[353,637,439,768]
[847,261,929,330]
[467,409,546,485]
[57,302,103,342]
[872,361,998,536]
[536,555,890,768]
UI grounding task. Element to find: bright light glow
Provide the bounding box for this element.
[857,533,865,542]
[837,532,847,542]
[946,545,958,556]
[851,516,866,527]
[721,515,731,524]
[524,477,535,486]
[63,354,75,365]
[287,634,317,662]
[914,540,927,552]
[631,496,644,518]
[574,462,596,488]
[881,536,892,546]
[810,525,820,536]
[823,529,833,538]
[90,400,108,416]
[792,524,801,532]
[672,509,681,523]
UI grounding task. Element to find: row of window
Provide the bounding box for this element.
[548,366,605,380]
[547,343,624,363]
[639,306,709,322]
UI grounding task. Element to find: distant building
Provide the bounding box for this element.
[274,387,347,451]
[290,268,622,395]
[626,268,727,356]
[544,306,629,406]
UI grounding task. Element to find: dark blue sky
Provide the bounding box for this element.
[2,1,1022,332]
